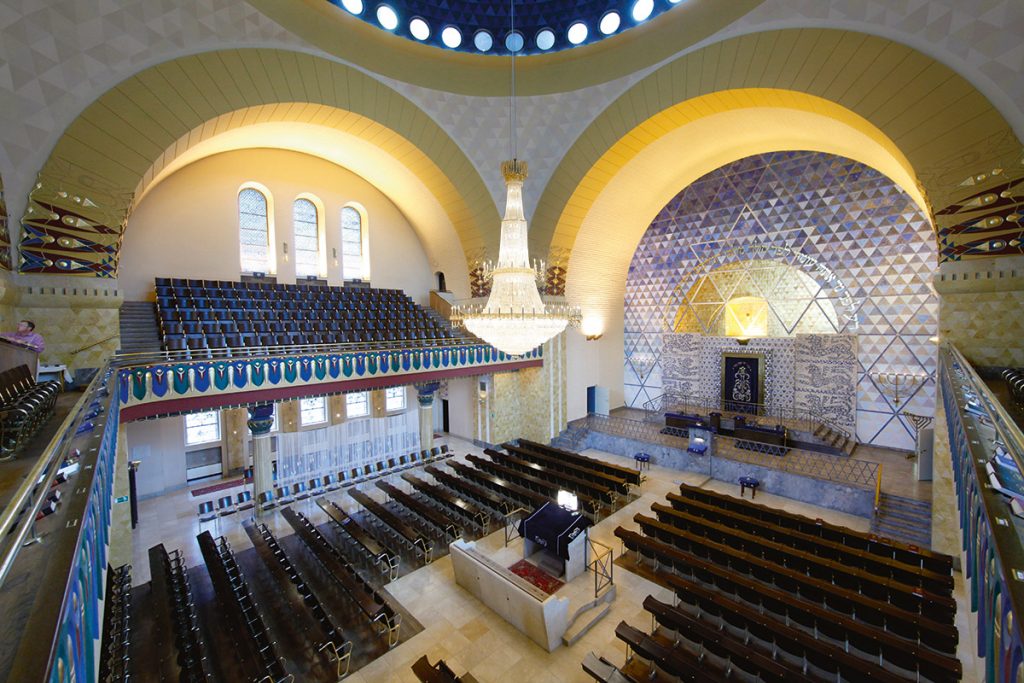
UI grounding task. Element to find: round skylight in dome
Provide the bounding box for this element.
[599,11,621,35]
[441,26,462,48]
[410,17,430,40]
[376,4,398,30]
[324,0,693,54]
[567,21,588,45]
[535,28,555,51]
[474,30,493,52]
[631,0,653,21]
[505,30,524,53]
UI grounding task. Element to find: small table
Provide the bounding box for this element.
[633,453,651,471]
[738,476,760,498]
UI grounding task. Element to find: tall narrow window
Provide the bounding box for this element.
[185,411,221,445]
[341,206,365,280]
[293,198,321,278]
[239,188,270,273]
[300,397,327,426]
[346,392,369,418]
[385,387,406,412]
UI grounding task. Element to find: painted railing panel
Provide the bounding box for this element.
[117,344,540,411]
[940,344,1024,682]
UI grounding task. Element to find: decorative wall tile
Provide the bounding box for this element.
[625,151,937,450]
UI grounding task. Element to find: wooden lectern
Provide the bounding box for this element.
[0,337,40,377]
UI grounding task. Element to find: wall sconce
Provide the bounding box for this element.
[735,337,750,346]
[332,247,338,266]
[580,317,604,341]
[282,242,289,262]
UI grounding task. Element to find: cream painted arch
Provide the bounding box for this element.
[532,28,1022,261]
[21,48,498,277]
[564,104,942,410]
[138,115,470,296]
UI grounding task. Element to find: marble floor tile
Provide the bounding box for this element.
[126,434,980,682]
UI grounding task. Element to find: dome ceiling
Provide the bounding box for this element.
[324,0,686,55]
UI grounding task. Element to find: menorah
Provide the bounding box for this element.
[630,352,656,379]
[873,372,927,407]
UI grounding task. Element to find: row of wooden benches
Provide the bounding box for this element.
[148,544,214,682]
[0,364,61,458]
[197,531,289,682]
[603,481,960,683]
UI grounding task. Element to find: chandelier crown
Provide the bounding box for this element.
[501,159,528,182]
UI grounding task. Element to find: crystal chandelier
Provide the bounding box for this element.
[451,0,580,356]
[453,160,580,356]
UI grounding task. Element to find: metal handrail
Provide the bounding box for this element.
[642,390,852,441]
[873,463,884,514]
[0,365,109,586]
[583,412,878,488]
[947,343,1024,471]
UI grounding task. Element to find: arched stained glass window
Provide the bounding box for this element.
[341,206,365,280]
[239,187,270,273]
[293,197,321,278]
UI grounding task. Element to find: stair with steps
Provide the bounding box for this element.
[119,301,162,354]
[870,493,933,548]
[551,424,588,451]
[812,422,856,456]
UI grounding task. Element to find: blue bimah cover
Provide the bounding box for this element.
[518,502,590,560]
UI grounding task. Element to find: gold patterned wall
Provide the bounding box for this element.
[8,279,122,372]
[487,333,567,445]
[674,259,839,338]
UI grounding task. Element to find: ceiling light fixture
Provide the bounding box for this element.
[452,0,580,356]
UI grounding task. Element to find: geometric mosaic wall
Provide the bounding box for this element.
[625,151,938,451]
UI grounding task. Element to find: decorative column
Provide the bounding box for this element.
[247,403,275,514]
[416,382,440,451]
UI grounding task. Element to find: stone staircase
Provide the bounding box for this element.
[118,301,162,353]
[551,423,588,451]
[812,421,857,456]
[870,493,933,548]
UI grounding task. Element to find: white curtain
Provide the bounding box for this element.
[274,409,421,486]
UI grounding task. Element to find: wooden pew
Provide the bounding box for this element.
[411,655,482,683]
[675,481,953,575]
[348,487,434,562]
[281,507,402,646]
[447,460,549,511]
[245,521,353,679]
[318,498,400,581]
[652,573,960,682]
[375,480,461,540]
[196,531,289,682]
[613,622,714,682]
[402,473,490,530]
[502,443,629,495]
[663,493,954,594]
[514,438,642,486]
[642,595,816,683]
[615,528,958,651]
[466,454,601,517]
[425,464,514,515]
[657,562,960,674]
[484,448,616,504]
[634,513,956,624]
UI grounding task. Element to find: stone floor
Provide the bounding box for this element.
[130,435,982,682]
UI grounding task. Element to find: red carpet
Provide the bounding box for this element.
[508,560,564,594]
[190,477,249,497]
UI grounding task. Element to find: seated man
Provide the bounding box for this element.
[1,320,45,352]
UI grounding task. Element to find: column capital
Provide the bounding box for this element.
[415,382,441,407]
[247,403,275,436]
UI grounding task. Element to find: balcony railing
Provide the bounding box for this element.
[580,412,878,489]
[939,343,1024,682]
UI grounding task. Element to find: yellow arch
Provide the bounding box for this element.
[19,48,498,277]
[531,28,1022,260]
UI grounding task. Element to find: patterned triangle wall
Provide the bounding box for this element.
[624,151,937,451]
